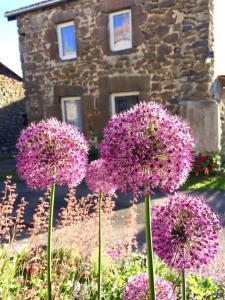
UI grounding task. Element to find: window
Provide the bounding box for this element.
[61,97,83,131]
[109,10,132,52]
[57,21,77,60]
[111,92,139,115]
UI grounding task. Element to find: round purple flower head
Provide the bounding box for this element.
[85,159,116,194]
[100,102,194,195]
[16,118,88,189]
[152,193,221,271]
[123,273,176,300]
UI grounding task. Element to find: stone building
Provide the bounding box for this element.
[0,62,26,152]
[5,0,225,152]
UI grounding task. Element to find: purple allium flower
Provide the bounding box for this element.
[16,118,88,189]
[100,102,194,195]
[85,159,116,194]
[123,273,176,300]
[152,193,221,271]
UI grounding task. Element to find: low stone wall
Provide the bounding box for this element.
[0,73,26,152]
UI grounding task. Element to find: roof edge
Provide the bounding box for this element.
[5,0,68,21]
[0,62,22,81]
[218,75,225,86]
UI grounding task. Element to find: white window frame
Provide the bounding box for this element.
[61,96,83,131]
[109,9,132,52]
[110,91,139,115]
[57,21,77,60]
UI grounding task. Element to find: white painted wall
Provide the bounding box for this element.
[214,0,225,78]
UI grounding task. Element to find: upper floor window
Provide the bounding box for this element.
[109,10,132,52]
[57,21,77,60]
[110,92,139,115]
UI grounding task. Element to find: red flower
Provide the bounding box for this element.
[204,167,209,175]
[197,153,204,164]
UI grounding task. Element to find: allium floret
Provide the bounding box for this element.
[16,118,88,189]
[85,159,116,194]
[100,102,194,195]
[123,273,176,300]
[152,193,221,271]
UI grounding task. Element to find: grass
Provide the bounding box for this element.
[0,169,18,180]
[183,174,225,190]
[0,153,14,161]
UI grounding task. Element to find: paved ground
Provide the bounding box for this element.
[1,160,225,246]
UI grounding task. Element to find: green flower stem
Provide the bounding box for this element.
[98,191,103,300]
[182,270,186,300]
[47,183,55,300]
[144,193,156,300]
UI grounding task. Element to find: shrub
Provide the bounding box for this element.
[192,153,220,176]
[0,248,224,299]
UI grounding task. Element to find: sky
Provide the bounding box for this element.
[61,25,76,55]
[0,0,37,76]
[0,0,225,78]
[113,12,129,29]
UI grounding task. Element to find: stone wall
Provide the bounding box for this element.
[0,63,26,151]
[16,0,219,152]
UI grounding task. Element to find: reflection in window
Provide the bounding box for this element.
[57,22,77,60]
[61,97,83,131]
[109,10,132,52]
[111,92,139,115]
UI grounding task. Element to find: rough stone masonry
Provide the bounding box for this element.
[0,63,26,152]
[10,0,221,152]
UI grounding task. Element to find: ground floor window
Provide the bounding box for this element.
[61,97,83,131]
[110,92,139,115]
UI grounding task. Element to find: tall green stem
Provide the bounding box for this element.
[47,184,55,300]
[182,270,186,300]
[144,193,156,300]
[98,192,103,300]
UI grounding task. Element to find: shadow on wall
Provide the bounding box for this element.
[0,98,28,153]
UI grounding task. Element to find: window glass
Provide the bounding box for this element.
[111,93,139,115]
[110,10,132,51]
[57,22,77,59]
[61,98,82,131]
[61,25,76,57]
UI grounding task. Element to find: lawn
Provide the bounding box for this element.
[183,174,225,190]
[0,169,18,180]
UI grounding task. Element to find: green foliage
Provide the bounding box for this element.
[183,174,225,190]
[0,169,18,180]
[192,152,220,177]
[0,246,224,300]
[88,147,99,162]
[0,153,14,161]
[187,275,225,300]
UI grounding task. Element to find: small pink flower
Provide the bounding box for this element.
[105,247,121,259]
[123,273,176,300]
[152,193,221,271]
[16,118,88,189]
[85,159,116,194]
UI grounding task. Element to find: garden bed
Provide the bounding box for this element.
[1,245,225,299]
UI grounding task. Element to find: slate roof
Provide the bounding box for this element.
[5,0,69,21]
[0,62,22,81]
